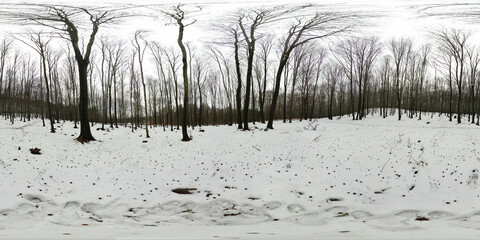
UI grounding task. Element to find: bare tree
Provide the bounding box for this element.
[210,46,234,126]
[164,48,181,130]
[467,46,480,123]
[434,28,470,124]
[132,30,150,138]
[162,4,199,141]
[106,40,125,128]
[150,41,168,129]
[416,44,430,120]
[325,63,342,120]
[309,47,326,120]
[267,9,353,129]
[0,38,13,117]
[333,38,356,120]
[257,35,273,123]
[232,26,243,129]
[353,36,381,120]
[10,4,129,141]
[193,57,207,127]
[15,32,55,133]
[378,55,392,118]
[64,45,78,128]
[389,38,413,121]
[237,8,275,130]
[288,44,310,122]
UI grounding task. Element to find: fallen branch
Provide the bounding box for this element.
[172,188,197,194]
[380,159,391,172]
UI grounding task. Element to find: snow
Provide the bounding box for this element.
[1,112,480,239]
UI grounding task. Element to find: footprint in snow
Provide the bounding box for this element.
[395,210,420,218]
[427,210,453,220]
[287,204,305,213]
[80,203,103,213]
[264,201,282,210]
[284,211,326,226]
[64,201,80,209]
[24,194,45,203]
[467,169,478,185]
[350,210,373,219]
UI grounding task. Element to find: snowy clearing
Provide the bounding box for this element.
[1,113,480,239]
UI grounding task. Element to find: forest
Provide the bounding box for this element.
[0,3,477,142]
[3,2,480,239]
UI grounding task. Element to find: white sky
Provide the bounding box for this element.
[118,0,479,46]
[3,0,479,46]
[1,0,479,79]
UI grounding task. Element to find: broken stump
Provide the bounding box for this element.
[29,148,41,155]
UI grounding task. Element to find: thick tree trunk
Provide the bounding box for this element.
[77,61,95,141]
[177,21,190,141]
[243,44,255,130]
[251,77,255,124]
[267,56,288,129]
[234,34,242,130]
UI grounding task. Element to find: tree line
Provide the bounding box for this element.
[0,4,478,142]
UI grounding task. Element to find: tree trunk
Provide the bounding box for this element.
[77,61,95,141]
[41,52,55,133]
[243,43,255,130]
[177,20,190,141]
[267,55,288,129]
[234,33,242,130]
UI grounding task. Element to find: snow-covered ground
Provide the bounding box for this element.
[1,112,480,239]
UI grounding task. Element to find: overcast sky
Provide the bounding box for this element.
[113,0,479,45]
[2,0,479,47]
[1,0,479,80]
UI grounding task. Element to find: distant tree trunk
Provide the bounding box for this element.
[260,62,267,123]
[449,62,453,122]
[108,66,113,128]
[234,31,242,129]
[0,39,11,119]
[457,80,462,124]
[197,76,203,127]
[133,31,150,138]
[40,46,55,133]
[251,75,255,124]
[310,65,320,121]
[129,59,134,132]
[289,75,296,123]
[282,61,289,123]
[114,74,118,128]
[350,72,354,120]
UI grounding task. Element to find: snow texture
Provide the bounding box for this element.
[1,112,480,239]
